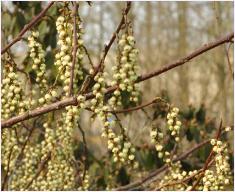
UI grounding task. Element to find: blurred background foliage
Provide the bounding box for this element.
[1,1,234,189]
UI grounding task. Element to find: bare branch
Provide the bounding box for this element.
[82,45,95,69]
[225,42,234,79]
[107,97,168,114]
[77,123,89,180]
[1,2,54,54]
[137,32,234,83]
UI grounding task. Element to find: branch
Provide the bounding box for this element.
[69,2,78,96]
[1,32,233,128]
[90,2,131,78]
[107,97,167,114]
[225,42,234,79]
[113,139,210,191]
[137,32,234,83]
[1,2,54,54]
[82,45,95,69]
[77,123,89,180]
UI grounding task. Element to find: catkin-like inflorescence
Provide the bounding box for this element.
[109,33,140,109]
[90,71,107,118]
[55,14,84,97]
[166,107,182,142]
[1,65,26,119]
[28,31,47,92]
[78,172,90,191]
[159,161,194,191]
[101,113,138,169]
[200,139,232,191]
[150,125,165,159]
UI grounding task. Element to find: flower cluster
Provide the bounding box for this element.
[166,107,182,142]
[90,72,106,117]
[78,172,90,191]
[55,16,73,96]
[159,161,191,191]
[150,125,164,158]
[38,89,58,105]
[101,113,138,169]
[55,15,84,97]
[109,33,140,109]
[9,144,42,190]
[200,139,232,191]
[1,129,21,187]
[1,65,26,119]
[77,94,86,109]
[28,31,47,92]
[150,124,173,164]
[35,107,80,190]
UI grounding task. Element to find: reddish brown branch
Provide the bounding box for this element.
[1,2,54,54]
[77,123,89,180]
[137,32,234,83]
[1,32,233,128]
[107,97,167,114]
[82,45,94,69]
[69,3,78,96]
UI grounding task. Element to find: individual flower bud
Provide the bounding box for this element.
[118,39,126,47]
[128,154,135,161]
[150,130,157,138]
[51,90,57,97]
[93,83,100,90]
[39,98,45,104]
[155,144,163,151]
[175,137,180,142]
[225,126,231,132]
[210,139,216,145]
[45,93,51,101]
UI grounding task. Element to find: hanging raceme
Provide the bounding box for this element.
[110,24,140,109]
[166,107,182,142]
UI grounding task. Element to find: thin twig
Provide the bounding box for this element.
[107,97,167,114]
[82,45,94,69]
[69,2,78,96]
[225,42,233,79]
[77,123,89,180]
[1,2,54,54]
[1,32,233,128]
